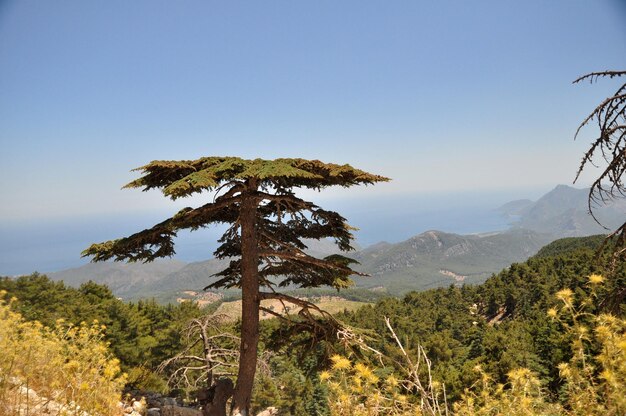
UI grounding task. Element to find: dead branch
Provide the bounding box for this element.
[384,316,449,416]
[573,70,626,262]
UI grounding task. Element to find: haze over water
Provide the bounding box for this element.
[0,188,544,276]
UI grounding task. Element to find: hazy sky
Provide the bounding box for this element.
[1,1,626,224]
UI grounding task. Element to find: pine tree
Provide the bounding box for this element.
[83,156,388,415]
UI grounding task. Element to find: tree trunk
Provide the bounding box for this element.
[203,378,234,416]
[231,181,260,416]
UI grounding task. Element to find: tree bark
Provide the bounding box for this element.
[202,378,235,416]
[231,180,260,416]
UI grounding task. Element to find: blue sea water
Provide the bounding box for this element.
[0,190,533,276]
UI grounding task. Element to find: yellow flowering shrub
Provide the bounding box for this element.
[547,274,626,416]
[454,274,626,416]
[0,293,126,415]
[324,274,626,416]
[323,354,426,416]
[453,366,560,416]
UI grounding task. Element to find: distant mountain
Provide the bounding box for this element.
[146,257,230,297]
[351,229,551,294]
[496,199,534,217]
[48,239,345,301]
[48,229,550,299]
[499,185,625,237]
[48,259,186,299]
[47,185,623,300]
[145,238,348,297]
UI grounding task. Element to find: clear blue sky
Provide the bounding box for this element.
[1,0,626,224]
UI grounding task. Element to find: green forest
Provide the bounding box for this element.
[2,234,624,415]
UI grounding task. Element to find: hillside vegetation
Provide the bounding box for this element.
[1,235,624,414]
[0,274,205,392]
[335,235,625,410]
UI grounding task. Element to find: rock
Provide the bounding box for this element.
[146,393,164,408]
[256,407,278,416]
[133,398,147,414]
[161,405,203,416]
[162,397,178,406]
[147,408,161,416]
[18,385,40,402]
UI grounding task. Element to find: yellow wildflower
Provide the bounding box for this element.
[385,374,399,388]
[354,362,372,379]
[556,288,574,303]
[595,324,611,340]
[366,373,379,384]
[557,363,570,377]
[600,369,616,385]
[330,355,351,370]
[588,274,604,285]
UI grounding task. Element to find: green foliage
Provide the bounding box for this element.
[125,366,169,393]
[252,349,330,416]
[454,274,626,415]
[0,273,204,392]
[123,157,389,199]
[534,235,606,258]
[341,236,625,403]
[320,242,625,415]
[5,234,624,415]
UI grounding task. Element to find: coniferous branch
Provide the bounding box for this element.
[82,198,240,262]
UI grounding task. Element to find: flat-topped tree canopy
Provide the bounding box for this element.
[82,156,388,415]
[83,157,389,274]
[124,157,388,199]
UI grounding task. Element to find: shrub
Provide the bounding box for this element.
[0,292,126,415]
[454,274,626,416]
[324,274,626,415]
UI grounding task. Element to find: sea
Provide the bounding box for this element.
[0,189,543,276]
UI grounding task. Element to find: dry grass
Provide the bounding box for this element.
[214,296,369,321]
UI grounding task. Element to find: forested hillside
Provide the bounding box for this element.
[0,274,205,391]
[2,235,624,415]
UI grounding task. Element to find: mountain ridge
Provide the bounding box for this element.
[499,184,624,236]
[43,184,622,300]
